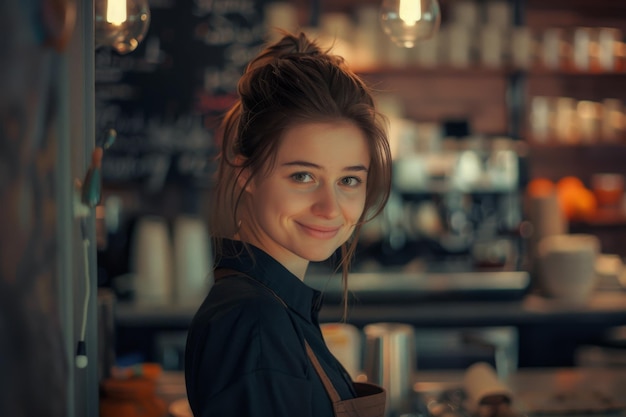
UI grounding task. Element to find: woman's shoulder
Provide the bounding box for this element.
[186,272,308,376]
[213,272,282,303]
[192,272,292,332]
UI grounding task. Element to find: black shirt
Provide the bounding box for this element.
[185,239,356,417]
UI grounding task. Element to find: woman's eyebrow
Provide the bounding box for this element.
[345,164,369,173]
[282,160,319,168]
[282,160,369,172]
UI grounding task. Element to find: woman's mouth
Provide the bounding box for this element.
[297,223,341,239]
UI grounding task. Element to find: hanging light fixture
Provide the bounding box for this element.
[380,0,441,48]
[94,0,151,54]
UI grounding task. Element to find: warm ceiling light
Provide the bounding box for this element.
[95,0,150,54]
[380,0,441,48]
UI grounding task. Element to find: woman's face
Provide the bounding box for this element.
[239,121,370,276]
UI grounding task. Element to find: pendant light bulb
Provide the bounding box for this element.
[380,0,441,48]
[95,0,151,54]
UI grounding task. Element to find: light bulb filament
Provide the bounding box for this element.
[399,0,421,26]
[106,0,127,25]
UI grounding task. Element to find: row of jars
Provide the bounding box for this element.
[530,96,625,144]
[264,1,624,72]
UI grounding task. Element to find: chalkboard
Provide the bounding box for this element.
[96,0,271,191]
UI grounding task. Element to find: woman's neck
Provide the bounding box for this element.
[232,233,309,281]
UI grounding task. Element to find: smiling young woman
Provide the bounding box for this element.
[184,31,392,417]
[235,121,371,278]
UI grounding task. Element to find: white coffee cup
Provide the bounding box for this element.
[537,234,600,303]
[130,216,173,305]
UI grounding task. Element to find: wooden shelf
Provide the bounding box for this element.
[571,207,626,227]
[351,64,626,80]
[526,67,626,77]
[527,141,626,149]
[355,65,512,78]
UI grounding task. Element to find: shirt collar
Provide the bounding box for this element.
[215,239,323,323]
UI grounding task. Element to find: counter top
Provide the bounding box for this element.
[114,278,626,368]
[320,291,626,327]
[115,290,626,328]
[156,367,626,417]
[415,367,626,416]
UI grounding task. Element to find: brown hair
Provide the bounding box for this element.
[210,31,392,315]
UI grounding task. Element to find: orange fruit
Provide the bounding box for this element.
[557,181,597,220]
[574,188,598,220]
[556,176,585,193]
[526,177,555,197]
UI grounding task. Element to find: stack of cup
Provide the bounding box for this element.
[172,215,212,306]
[526,191,568,290]
[130,216,174,306]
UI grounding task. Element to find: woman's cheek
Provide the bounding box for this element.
[346,195,367,223]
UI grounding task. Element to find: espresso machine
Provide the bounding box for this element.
[313,134,532,302]
[355,133,521,262]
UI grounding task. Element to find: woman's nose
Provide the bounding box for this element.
[312,184,341,218]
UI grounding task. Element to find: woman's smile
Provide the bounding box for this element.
[296,222,342,239]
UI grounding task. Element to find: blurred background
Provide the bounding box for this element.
[93,0,626,378]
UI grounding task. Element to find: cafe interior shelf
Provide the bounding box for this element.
[571,208,626,227]
[356,66,512,78]
[356,65,626,78]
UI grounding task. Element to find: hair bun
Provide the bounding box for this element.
[270,31,321,57]
[246,31,327,72]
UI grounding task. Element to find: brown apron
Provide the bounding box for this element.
[305,340,386,417]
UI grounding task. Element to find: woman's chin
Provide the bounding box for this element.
[304,250,338,263]
[306,255,332,263]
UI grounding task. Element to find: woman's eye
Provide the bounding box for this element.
[341,176,363,187]
[291,172,314,183]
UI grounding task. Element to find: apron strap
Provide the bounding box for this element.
[305,340,342,404]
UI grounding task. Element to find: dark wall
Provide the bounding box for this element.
[0,0,69,415]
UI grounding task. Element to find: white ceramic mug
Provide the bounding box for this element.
[537,234,600,303]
